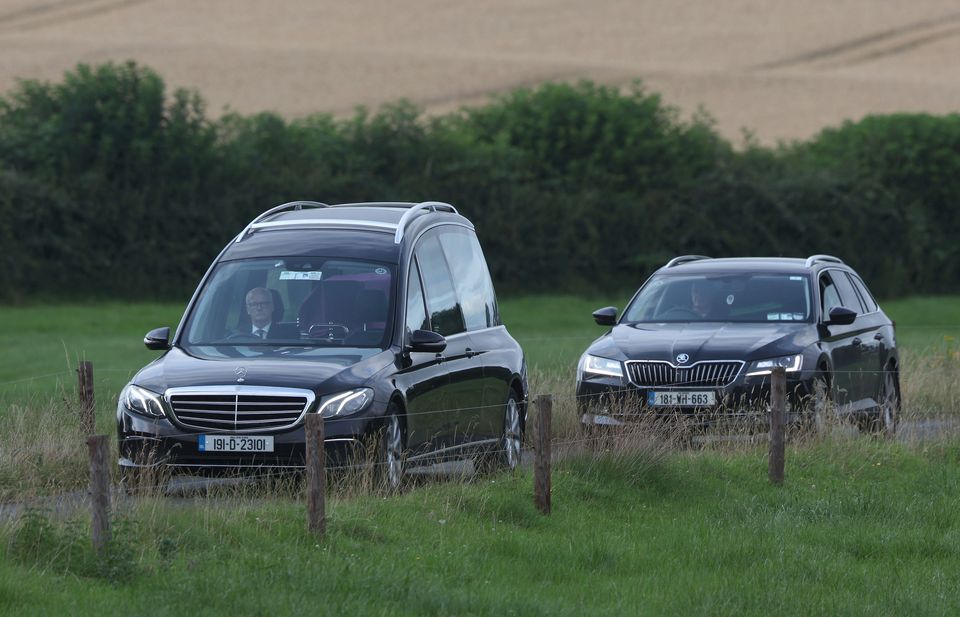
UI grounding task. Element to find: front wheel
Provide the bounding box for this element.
[801,372,832,436]
[374,405,406,491]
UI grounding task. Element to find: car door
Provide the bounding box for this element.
[396,258,452,456]
[844,272,887,407]
[413,230,485,452]
[818,271,862,410]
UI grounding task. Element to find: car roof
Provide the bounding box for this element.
[661,257,848,275]
[221,201,474,264]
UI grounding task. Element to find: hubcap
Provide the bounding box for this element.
[385,414,403,487]
[503,398,521,470]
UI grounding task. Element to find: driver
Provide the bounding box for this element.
[690,280,717,319]
[244,287,296,340]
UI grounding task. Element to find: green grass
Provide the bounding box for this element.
[1,296,959,614]
[2,438,959,616]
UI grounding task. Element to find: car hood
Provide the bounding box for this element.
[588,321,816,364]
[133,346,393,395]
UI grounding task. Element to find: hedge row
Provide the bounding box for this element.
[1,61,958,301]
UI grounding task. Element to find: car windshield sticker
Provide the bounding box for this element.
[375,267,388,275]
[726,294,735,305]
[790,276,803,281]
[793,312,805,320]
[767,312,780,320]
[279,271,322,280]
[780,313,793,320]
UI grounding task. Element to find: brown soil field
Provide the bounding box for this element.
[1,0,958,143]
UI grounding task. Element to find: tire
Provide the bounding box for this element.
[479,391,523,473]
[802,371,832,436]
[374,405,406,492]
[500,392,523,471]
[867,367,899,439]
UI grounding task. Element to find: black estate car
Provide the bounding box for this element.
[577,255,900,435]
[117,201,527,487]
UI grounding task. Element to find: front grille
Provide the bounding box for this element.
[626,361,743,388]
[166,387,315,433]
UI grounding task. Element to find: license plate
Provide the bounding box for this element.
[198,435,274,453]
[647,391,716,407]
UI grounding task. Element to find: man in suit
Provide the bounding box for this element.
[244,287,298,340]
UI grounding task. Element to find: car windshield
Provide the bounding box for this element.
[182,257,394,349]
[622,273,813,323]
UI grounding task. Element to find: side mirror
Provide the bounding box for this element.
[826,306,857,326]
[144,327,171,350]
[408,329,447,353]
[592,306,618,326]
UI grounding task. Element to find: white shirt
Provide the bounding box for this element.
[251,323,272,338]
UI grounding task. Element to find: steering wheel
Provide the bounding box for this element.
[659,306,700,320]
[224,332,262,342]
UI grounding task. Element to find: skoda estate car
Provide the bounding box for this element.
[117,201,527,487]
[577,255,900,435]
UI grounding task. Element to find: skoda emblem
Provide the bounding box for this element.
[235,366,247,383]
[676,353,690,365]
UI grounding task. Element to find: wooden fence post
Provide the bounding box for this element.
[87,434,111,554]
[534,394,552,515]
[768,367,786,486]
[305,414,326,535]
[78,361,95,434]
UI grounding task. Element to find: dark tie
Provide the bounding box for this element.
[255,329,265,339]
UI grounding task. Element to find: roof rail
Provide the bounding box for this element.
[394,201,458,244]
[664,255,712,268]
[804,254,844,268]
[235,201,330,242]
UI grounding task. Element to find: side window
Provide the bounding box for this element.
[848,273,878,313]
[405,259,430,334]
[415,233,466,337]
[820,273,842,316]
[832,270,864,314]
[438,227,498,330]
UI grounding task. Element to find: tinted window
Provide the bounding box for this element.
[848,273,879,313]
[416,234,466,336]
[820,273,842,316]
[438,227,498,330]
[405,259,430,334]
[830,270,863,314]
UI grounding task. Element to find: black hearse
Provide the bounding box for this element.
[118,201,527,488]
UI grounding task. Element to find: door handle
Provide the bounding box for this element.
[465,347,477,359]
[874,332,884,341]
[852,338,862,347]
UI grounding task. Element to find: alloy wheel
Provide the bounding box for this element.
[503,397,522,470]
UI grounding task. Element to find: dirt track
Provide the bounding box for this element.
[1,0,958,143]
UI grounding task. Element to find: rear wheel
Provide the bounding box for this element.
[867,367,899,438]
[478,391,523,473]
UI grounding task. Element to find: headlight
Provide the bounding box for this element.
[579,354,624,379]
[318,388,373,418]
[121,384,166,418]
[745,354,802,376]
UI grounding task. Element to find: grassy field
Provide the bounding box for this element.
[0,295,959,615]
[2,438,959,616]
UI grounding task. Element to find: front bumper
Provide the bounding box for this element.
[117,403,381,470]
[576,370,818,427]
